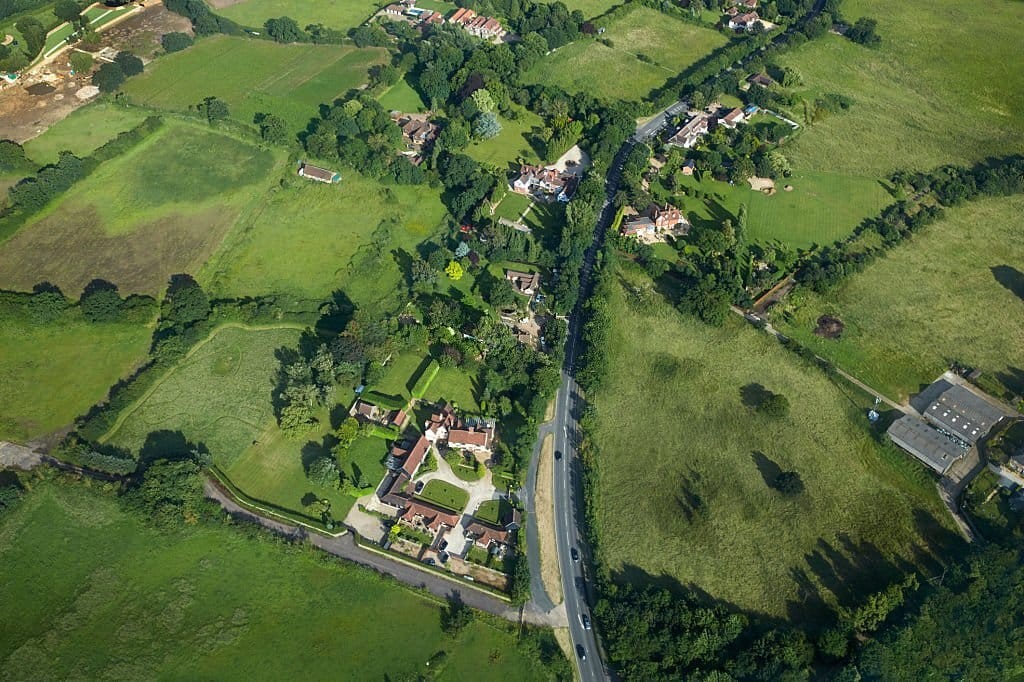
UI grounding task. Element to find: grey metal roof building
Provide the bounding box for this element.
[923,384,1005,445]
[887,415,969,475]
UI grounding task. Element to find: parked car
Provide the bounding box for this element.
[414,481,424,493]
[423,558,435,566]
[576,644,586,660]
[438,551,449,564]
[554,450,562,460]
[438,539,448,551]
[570,547,579,562]
[580,613,591,630]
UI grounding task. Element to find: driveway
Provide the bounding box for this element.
[413,451,503,556]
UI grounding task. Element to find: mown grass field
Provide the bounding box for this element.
[0,120,281,296]
[526,7,728,102]
[673,169,890,248]
[21,103,149,165]
[776,0,1024,177]
[558,0,622,18]
[377,77,426,112]
[590,266,961,623]
[0,311,151,442]
[0,481,560,681]
[103,325,301,465]
[201,169,448,307]
[419,479,469,512]
[771,195,1024,402]
[216,0,380,31]
[466,106,544,169]
[123,36,388,135]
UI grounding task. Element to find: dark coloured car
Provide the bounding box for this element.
[570,547,579,562]
[554,450,562,460]
[576,644,586,660]
[414,481,424,493]
[438,539,448,551]
[438,551,449,563]
[423,558,435,566]
[580,613,591,630]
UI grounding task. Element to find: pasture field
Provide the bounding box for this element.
[122,36,388,135]
[0,311,151,442]
[466,106,544,169]
[771,195,1024,402]
[558,0,622,18]
[103,325,302,465]
[201,169,448,307]
[589,265,960,623]
[21,103,149,165]
[216,0,380,31]
[671,169,890,248]
[0,481,561,681]
[0,120,281,296]
[776,0,1024,177]
[526,7,728,102]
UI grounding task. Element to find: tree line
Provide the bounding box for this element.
[797,155,1024,293]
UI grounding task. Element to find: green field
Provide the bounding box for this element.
[526,7,728,102]
[0,481,561,681]
[671,169,890,248]
[0,120,281,296]
[590,266,960,623]
[466,106,544,169]
[123,36,388,135]
[371,351,426,400]
[777,0,1024,176]
[771,195,1024,402]
[217,0,381,31]
[558,0,623,18]
[103,325,302,465]
[418,479,469,512]
[0,312,151,442]
[377,77,427,112]
[201,169,448,306]
[21,103,149,166]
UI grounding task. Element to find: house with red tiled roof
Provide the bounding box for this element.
[401,499,461,534]
[729,11,761,31]
[621,203,690,239]
[350,399,407,428]
[512,164,577,202]
[448,426,494,454]
[719,107,747,129]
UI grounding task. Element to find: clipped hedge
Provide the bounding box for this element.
[360,391,407,411]
[410,359,440,400]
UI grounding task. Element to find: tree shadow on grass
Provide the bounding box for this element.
[751,450,782,488]
[740,382,770,409]
[992,265,1024,301]
[138,430,208,467]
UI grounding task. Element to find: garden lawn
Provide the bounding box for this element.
[377,77,426,112]
[217,0,380,31]
[422,365,480,413]
[0,312,151,442]
[370,351,426,402]
[22,103,149,165]
[526,7,728,102]
[474,498,512,525]
[0,481,561,681]
[590,266,961,624]
[202,169,447,307]
[494,191,533,223]
[103,325,302,465]
[466,106,543,169]
[671,170,890,248]
[223,415,360,522]
[776,0,1024,177]
[770,195,1024,402]
[418,479,469,512]
[122,36,388,135]
[0,120,281,296]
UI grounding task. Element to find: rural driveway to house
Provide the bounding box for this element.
[204,479,562,626]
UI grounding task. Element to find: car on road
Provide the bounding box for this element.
[414,481,424,493]
[570,547,579,562]
[576,644,586,660]
[554,450,562,460]
[580,613,592,630]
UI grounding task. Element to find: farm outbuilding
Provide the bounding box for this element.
[297,162,340,183]
[923,384,1006,445]
[886,415,968,475]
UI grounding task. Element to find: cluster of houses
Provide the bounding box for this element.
[668,105,752,149]
[365,401,520,556]
[724,0,770,32]
[620,203,690,242]
[887,382,1011,475]
[390,112,440,164]
[380,1,508,41]
[511,164,579,202]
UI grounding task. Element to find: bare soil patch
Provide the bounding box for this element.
[0,203,238,296]
[747,176,775,192]
[537,433,563,603]
[0,5,188,143]
[813,315,845,339]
